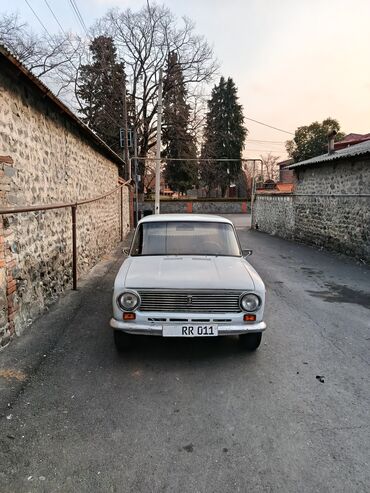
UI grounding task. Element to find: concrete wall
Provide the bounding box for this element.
[0,63,131,346]
[143,199,249,214]
[253,158,370,262]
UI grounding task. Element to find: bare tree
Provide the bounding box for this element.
[0,12,87,108]
[1,4,218,174]
[0,12,41,64]
[93,2,218,162]
[242,161,254,198]
[259,153,280,181]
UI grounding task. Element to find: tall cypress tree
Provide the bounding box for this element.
[201,77,247,196]
[162,51,198,194]
[77,36,126,154]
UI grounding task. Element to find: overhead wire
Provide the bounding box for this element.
[245,116,294,135]
[72,0,89,34]
[43,0,67,36]
[24,0,122,133]
[73,0,89,33]
[68,0,89,36]
[246,142,287,148]
[24,0,54,42]
[24,1,291,156]
[246,139,286,144]
[244,149,285,153]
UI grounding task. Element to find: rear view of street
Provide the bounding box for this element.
[0,216,369,493]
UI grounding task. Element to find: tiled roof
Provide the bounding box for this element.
[256,183,293,195]
[276,183,294,192]
[288,140,370,169]
[334,133,370,150]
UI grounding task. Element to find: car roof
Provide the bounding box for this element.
[138,213,233,225]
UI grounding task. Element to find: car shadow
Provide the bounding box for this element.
[113,335,261,366]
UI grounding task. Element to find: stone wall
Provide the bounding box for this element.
[143,199,249,215]
[253,158,370,262]
[0,59,131,346]
[253,194,294,237]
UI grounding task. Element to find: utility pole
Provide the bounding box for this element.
[154,68,163,214]
[122,77,130,180]
[133,127,139,225]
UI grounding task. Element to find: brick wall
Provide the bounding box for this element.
[0,61,131,346]
[253,158,370,262]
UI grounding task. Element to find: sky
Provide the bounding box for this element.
[2,0,370,160]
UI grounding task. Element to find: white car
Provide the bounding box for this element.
[110,214,266,351]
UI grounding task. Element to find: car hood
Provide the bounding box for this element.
[120,256,256,290]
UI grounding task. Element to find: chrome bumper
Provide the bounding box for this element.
[110,318,267,336]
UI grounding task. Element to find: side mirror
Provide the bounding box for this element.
[123,248,130,256]
[242,249,253,258]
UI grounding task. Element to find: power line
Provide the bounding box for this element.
[246,139,286,144]
[22,0,127,152]
[68,0,88,36]
[24,0,54,41]
[246,143,287,148]
[245,116,294,135]
[72,0,88,33]
[43,0,67,36]
[68,0,86,34]
[246,141,287,148]
[245,149,285,153]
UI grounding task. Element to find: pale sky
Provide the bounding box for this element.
[3,0,370,160]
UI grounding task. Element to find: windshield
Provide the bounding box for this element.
[130,221,241,256]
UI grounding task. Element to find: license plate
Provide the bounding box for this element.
[163,324,218,337]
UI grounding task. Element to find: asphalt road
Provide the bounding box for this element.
[0,215,369,493]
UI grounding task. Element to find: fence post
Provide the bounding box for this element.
[71,204,77,290]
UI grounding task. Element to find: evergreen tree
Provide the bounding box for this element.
[201,77,247,196]
[162,52,198,194]
[77,36,126,154]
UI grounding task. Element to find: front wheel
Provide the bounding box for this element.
[239,332,262,351]
[113,330,132,351]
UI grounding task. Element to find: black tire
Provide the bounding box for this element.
[239,332,262,351]
[113,330,132,351]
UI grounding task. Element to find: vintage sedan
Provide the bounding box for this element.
[110,214,266,351]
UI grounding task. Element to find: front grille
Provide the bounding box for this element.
[137,290,242,313]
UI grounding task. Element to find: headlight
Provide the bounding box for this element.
[240,293,260,312]
[117,290,140,311]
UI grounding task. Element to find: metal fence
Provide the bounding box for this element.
[0,181,130,290]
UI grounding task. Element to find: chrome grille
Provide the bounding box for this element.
[137,290,242,313]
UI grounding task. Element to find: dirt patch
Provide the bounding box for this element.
[0,369,27,381]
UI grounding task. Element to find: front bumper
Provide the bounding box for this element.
[110,318,267,336]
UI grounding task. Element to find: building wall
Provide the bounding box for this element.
[0,65,130,346]
[253,159,370,262]
[279,167,294,183]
